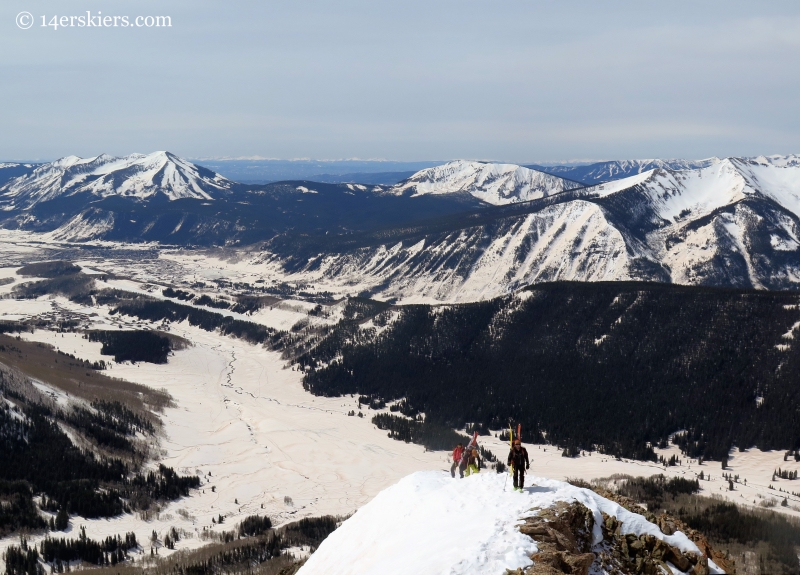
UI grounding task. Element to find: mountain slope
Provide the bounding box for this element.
[0,163,38,187]
[391,160,584,205]
[589,157,800,289]
[272,199,642,302]
[4,151,800,297]
[527,158,721,185]
[265,156,800,299]
[298,282,800,460]
[0,151,234,209]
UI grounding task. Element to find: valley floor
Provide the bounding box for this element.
[0,231,798,571]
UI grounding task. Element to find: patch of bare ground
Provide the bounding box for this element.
[0,333,171,417]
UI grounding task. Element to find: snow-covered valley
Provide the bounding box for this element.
[0,237,798,575]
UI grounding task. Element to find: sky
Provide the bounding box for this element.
[2,0,799,163]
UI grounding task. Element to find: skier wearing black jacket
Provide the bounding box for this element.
[507,439,530,491]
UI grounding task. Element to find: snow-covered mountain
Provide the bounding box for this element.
[391,160,584,205]
[270,155,800,299]
[527,158,721,185]
[0,151,233,209]
[4,151,800,298]
[748,154,800,168]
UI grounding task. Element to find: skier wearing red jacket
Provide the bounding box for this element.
[450,443,464,478]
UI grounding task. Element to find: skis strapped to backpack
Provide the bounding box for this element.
[460,431,479,466]
[466,431,479,450]
[508,425,514,473]
[509,424,524,491]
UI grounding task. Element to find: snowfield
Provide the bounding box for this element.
[297,471,723,575]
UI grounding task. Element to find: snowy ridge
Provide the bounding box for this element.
[298,471,720,575]
[0,151,233,208]
[282,200,636,303]
[392,160,584,205]
[273,155,800,300]
[582,157,722,182]
[530,155,800,185]
[589,156,800,214]
[529,158,722,185]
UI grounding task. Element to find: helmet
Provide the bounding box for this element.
[513,439,521,446]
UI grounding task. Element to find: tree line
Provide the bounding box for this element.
[299,282,800,461]
[0,378,198,536]
[88,330,173,364]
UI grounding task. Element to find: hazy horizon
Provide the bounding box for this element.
[3,1,799,162]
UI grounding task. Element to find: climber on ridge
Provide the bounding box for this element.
[507,438,530,491]
[464,447,481,476]
[450,442,465,478]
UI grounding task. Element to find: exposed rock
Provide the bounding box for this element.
[516,500,727,575]
[591,487,734,574]
[517,501,595,575]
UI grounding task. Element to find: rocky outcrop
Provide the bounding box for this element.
[598,514,709,575]
[507,499,731,575]
[591,487,735,574]
[517,501,596,575]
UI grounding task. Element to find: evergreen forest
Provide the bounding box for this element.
[299,282,800,460]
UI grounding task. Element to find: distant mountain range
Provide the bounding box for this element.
[270,155,800,299]
[528,155,800,185]
[2,151,800,299]
[307,171,418,185]
[0,152,486,245]
[525,158,718,185]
